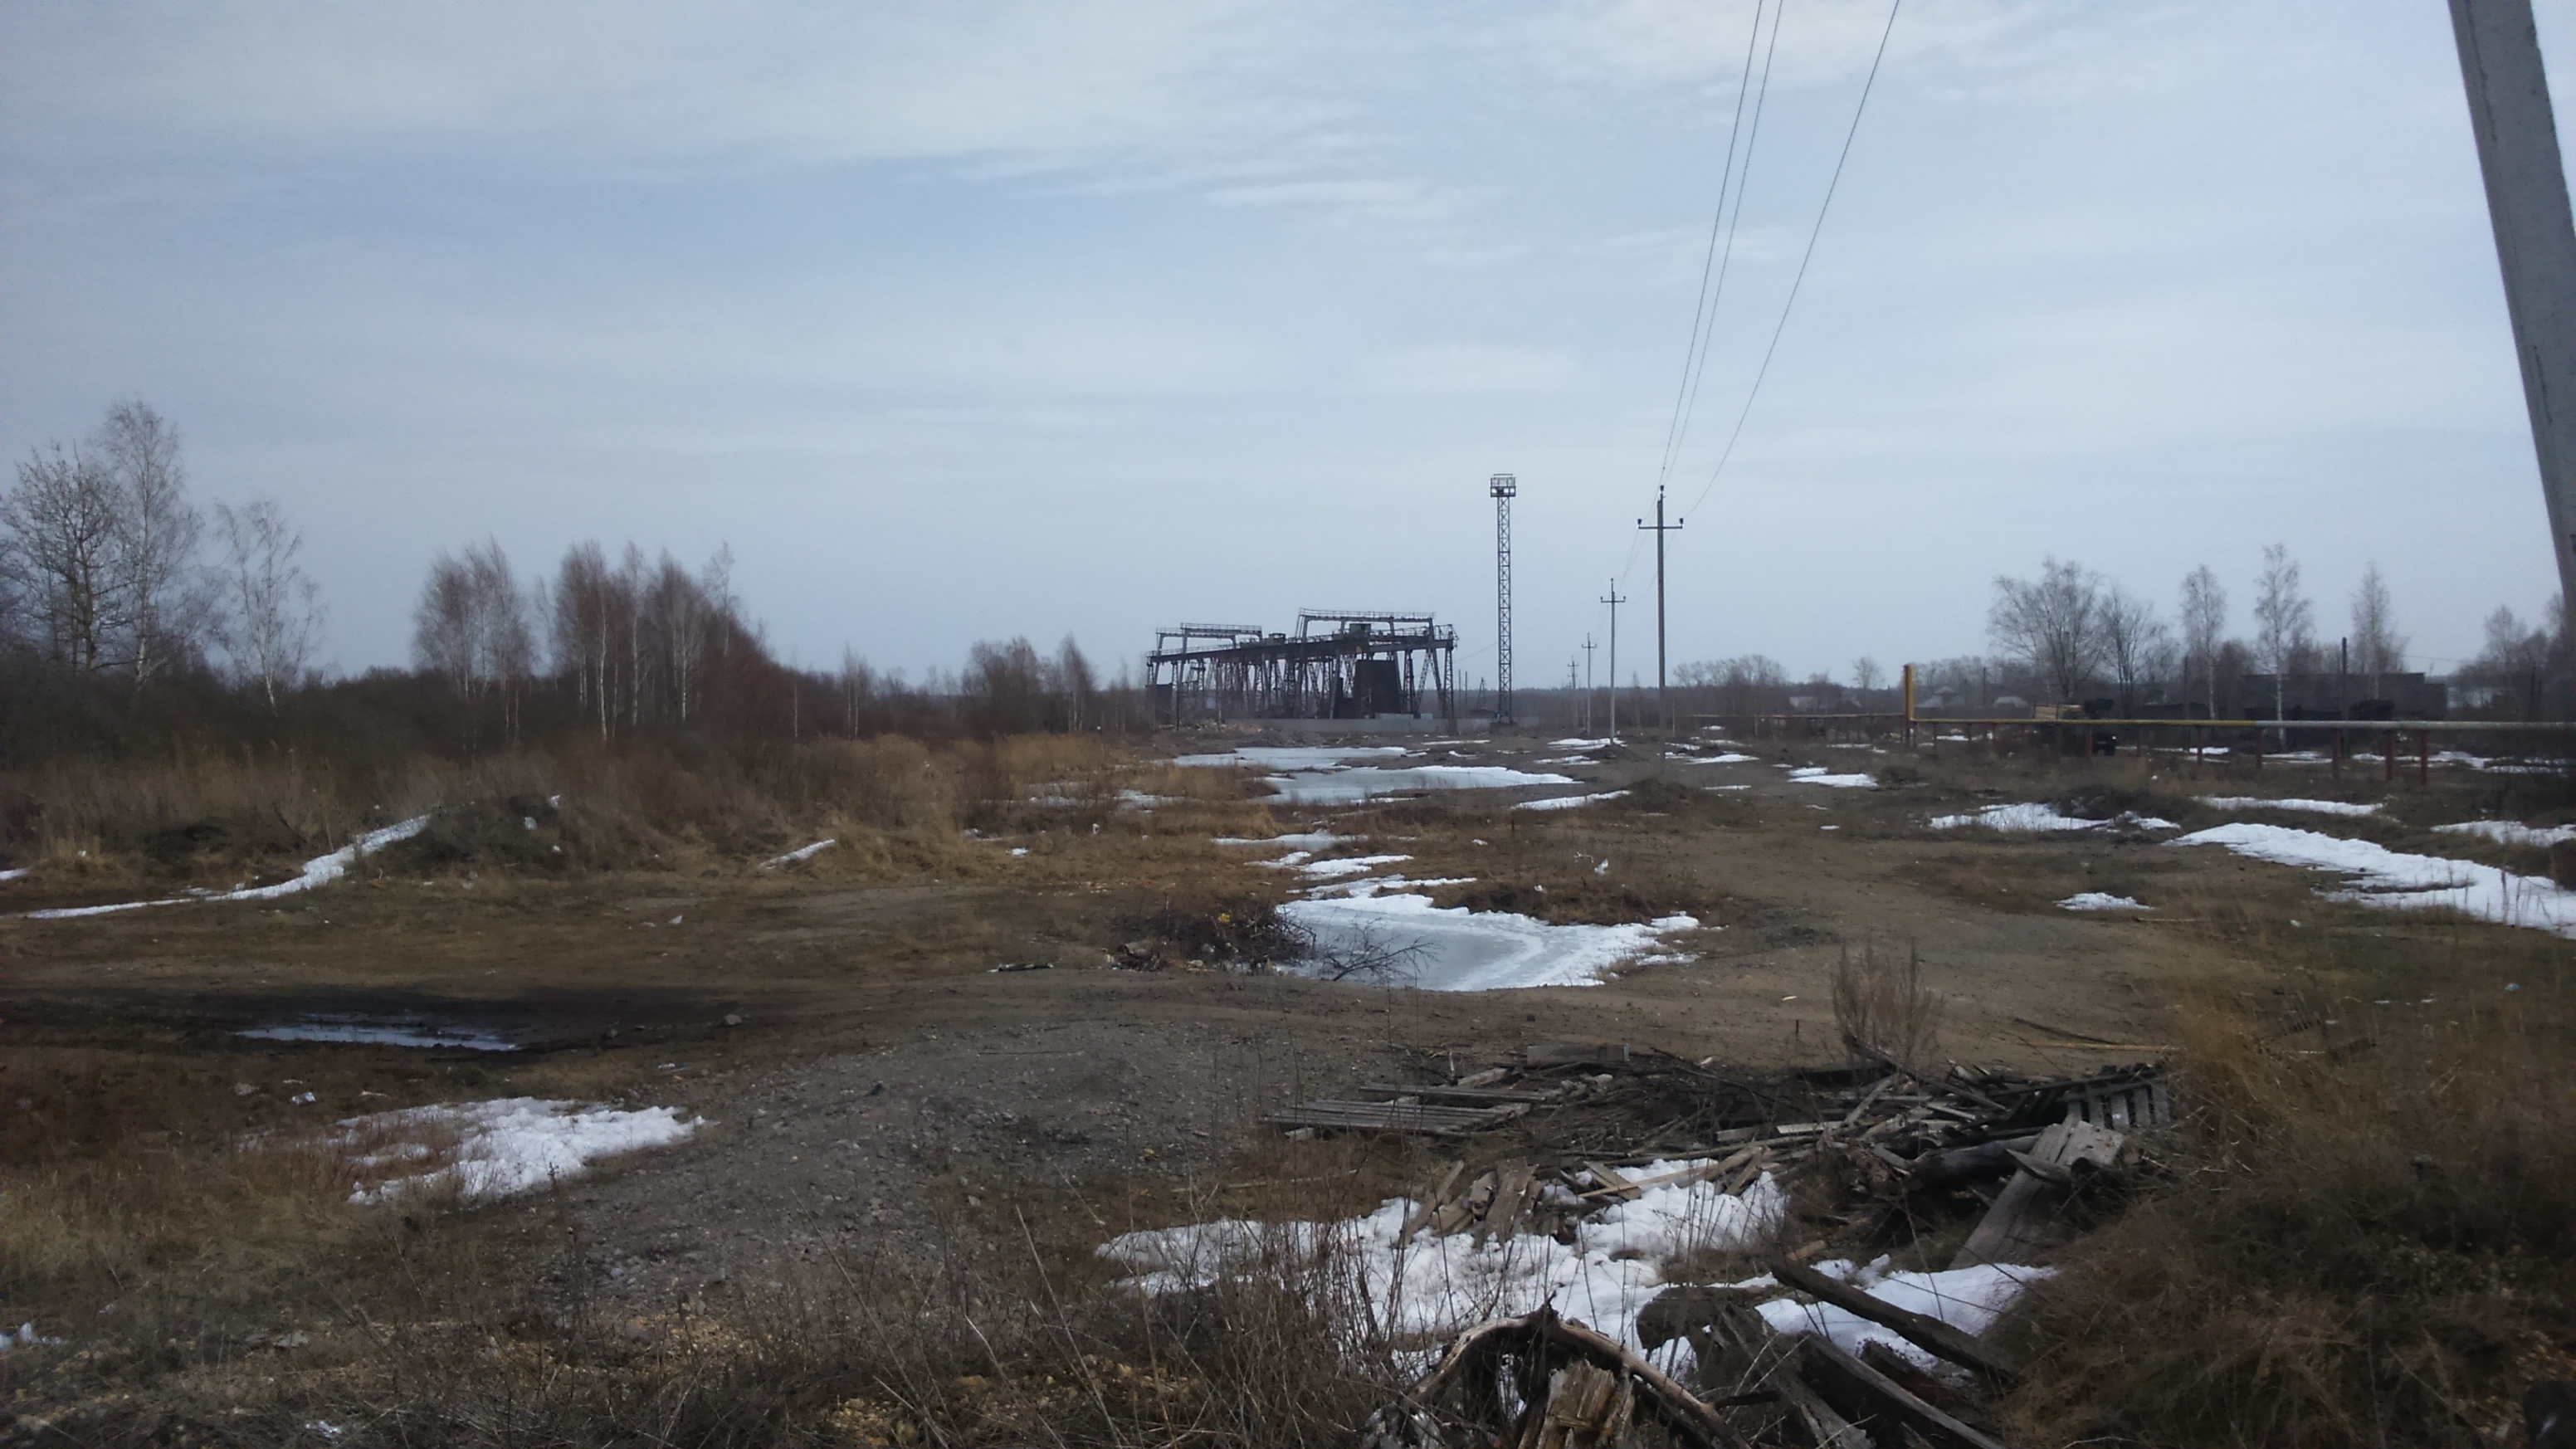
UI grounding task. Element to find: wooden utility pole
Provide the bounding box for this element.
[2451,0,2576,637]
[1637,488,1684,734]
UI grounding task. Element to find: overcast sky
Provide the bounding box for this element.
[7,1,2575,686]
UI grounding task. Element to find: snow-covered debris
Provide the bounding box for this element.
[1102,1165,1788,1362]
[758,838,836,869]
[2434,819,2576,849]
[1513,791,1630,812]
[25,814,432,920]
[338,1097,703,1203]
[2173,822,2576,936]
[2057,892,2149,912]
[1280,894,1698,990]
[2199,796,2379,818]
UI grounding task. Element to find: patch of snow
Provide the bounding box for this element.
[237,1017,519,1051]
[1534,755,1598,765]
[2199,796,2379,818]
[25,814,432,920]
[1296,853,1414,880]
[1320,874,1481,899]
[758,838,836,869]
[1262,764,1578,806]
[1214,830,1359,851]
[1249,850,1316,870]
[2434,819,2576,849]
[1279,893,1697,990]
[1698,752,1759,764]
[0,867,29,882]
[0,1322,63,1354]
[339,1097,703,1203]
[1788,768,1876,789]
[1513,791,1629,812]
[1173,745,1410,770]
[1930,803,2175,834]
[1549,738,1614,749]
[2173,822,2576,936]
[1754,1256,2050,1371]
[2057,892,2149,912]
[1103,1164,1788,1366]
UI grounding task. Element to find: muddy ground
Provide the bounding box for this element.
[2,729,2565,1429]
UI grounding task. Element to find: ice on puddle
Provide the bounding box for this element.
[27,814,432,920]
[2057,892,2149,912]
[2200,796,2379,818]
[338,1097,703,1203]
[1103,1165,1789,1361]
[2174,822,2576,936]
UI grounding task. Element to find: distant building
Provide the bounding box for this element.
[2238,672,2446,720]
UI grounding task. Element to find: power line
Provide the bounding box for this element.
[1681,0,1901,526]
[1653,0,1774,495]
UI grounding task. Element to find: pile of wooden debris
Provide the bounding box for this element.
[1274,1043,2173,1447]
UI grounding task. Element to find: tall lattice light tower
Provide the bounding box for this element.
[1490,472,1517,725]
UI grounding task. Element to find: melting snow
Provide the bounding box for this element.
[1929,803,2176,833]
[1102,1164,1788,1364]
[1788,768,1876,789]
[1174,745,1410,770]
[2057,892,2149,912]
[2200,796,2379,818]
[1265,764,1578,806]
[1281,893,1698,990]
[1754,1258,2050,1370]
[1215,830,1362,851]
[25,815,432,920]
[1296,853,1414,880]
[0,868,28,882]
[1513,791,1629,812]
[758,839,836,868]
[2172,822,2576,936]
[339,1097,703,1203]
[2434,820,2576,849]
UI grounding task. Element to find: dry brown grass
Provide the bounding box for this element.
[2003,989,2576,1447]
[1828,940,1944,1069]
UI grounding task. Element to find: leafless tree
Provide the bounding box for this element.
[414,539,536,736]
[642,552,717,724]
[2252,543,2315,725]
[1850,656,1884,695]
[1055,635,1098,732]
[550,541,629,740]
[1988,557,2105,703]
[2,442,126,672]
[964,637,1048,737]
[93,400,208,684]
[2179,564,2227,718]
[838,647,876,737]
[2097,583,2170,711]
[212,498,323,710]
[2349,562,2408,687]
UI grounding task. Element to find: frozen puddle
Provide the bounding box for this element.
[24,814,432,920]
[2173,822,2576,936]
[238,1015,520,1051]
[1281,892,1699,990]
[2200,796,2378,818]
[1176,746,1573,806]
[337,1097,703,1203]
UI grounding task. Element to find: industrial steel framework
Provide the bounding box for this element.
[1491,472,1516,725]
[1145,610,1458,726]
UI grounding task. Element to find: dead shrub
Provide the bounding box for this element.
[1828,940,1943,1069]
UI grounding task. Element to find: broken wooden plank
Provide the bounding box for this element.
[1477,1159,1534,1243]
[1796,1334,2013,1449]
[1525,1041,1631,1066]
[1583,1159,1642,1201]
[1951,1116,2124,1269]
[1400,1159,1466,1238]
[1360,1081,1561,1103]
[1770,1257,2024,1388]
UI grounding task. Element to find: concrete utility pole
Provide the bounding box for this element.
[1491,473,1519,726]
[1637,487,1685,733]
[1601,582,1627,741]
[2451,0,2576,639]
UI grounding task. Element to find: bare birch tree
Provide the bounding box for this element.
[2,442,126,672]
[2179,564,2227,718]
[2252,543,2315,724]
[2349,562,2407,687]
[1056,635,1097,732]
[2097,584,2170,711]
[94,400,208,684]
[212,498,323,710]
[1988,557,2105,704]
